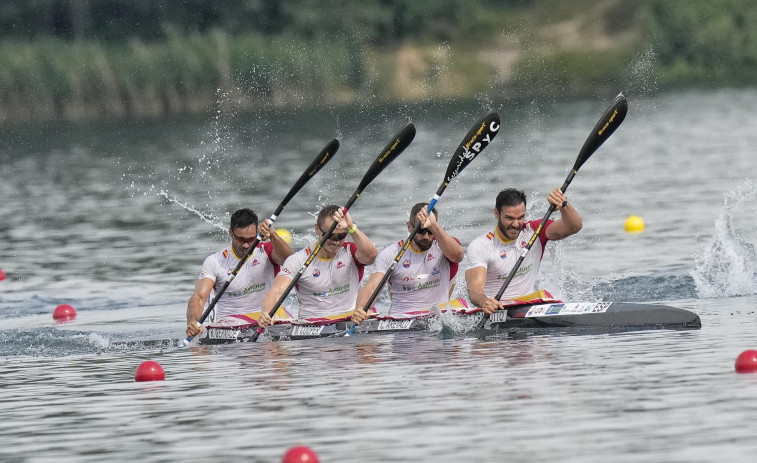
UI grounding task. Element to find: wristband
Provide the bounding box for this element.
[348,223,358,234]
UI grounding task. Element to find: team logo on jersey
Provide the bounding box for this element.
[401,276,412,281]
[313,269,321,277]
[431,267,441,276]
[427,253,434,261]
[500,250,507,259]
[521,241,527,248]
[336,261,345,269]
[251,259,260,266]
[403,259,411,268]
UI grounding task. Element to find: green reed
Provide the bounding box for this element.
[0,32,365,122]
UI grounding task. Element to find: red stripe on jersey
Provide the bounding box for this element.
[345,242,366,282]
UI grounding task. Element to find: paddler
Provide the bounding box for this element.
[186,208,293,337]
[258,205,377,326]
[465,188,582,314]
[350,202,464,324]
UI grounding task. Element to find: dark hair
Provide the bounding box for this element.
[409,202,438,221]
[495,188,526,211]
[317,204,341,228]
[230,208,258,230]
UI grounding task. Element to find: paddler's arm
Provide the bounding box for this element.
[544,188,583,241]
[351,271,385,324]
[259,274,291,328]
[465,266,503,315]
[186,278,214,336]
[334,209,377,265]
[259,219,294,265]
[419,207,463,263]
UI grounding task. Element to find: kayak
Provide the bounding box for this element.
[198,298,700,344]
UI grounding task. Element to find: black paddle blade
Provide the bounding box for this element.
[356,122,416,193]
[278,138,340,209]
[445,110,501,184]
[574,93,628,172]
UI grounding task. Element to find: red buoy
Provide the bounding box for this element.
[53,304,77,321]
[282,446,320,463]
[0,268,6,281]
[735,350,757,373]
[134,361,165,382]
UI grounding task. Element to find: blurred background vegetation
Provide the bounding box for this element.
[1,0,755,123]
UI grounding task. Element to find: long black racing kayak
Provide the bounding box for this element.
[197,300,700,344]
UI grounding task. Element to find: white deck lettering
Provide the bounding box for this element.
[207,328,240,340]
[490,311,508,323]
[291,325,325,336]
[377,319,414,330]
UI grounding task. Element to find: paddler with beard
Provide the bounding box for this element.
[351,202,464,323]
[465,187,583,314]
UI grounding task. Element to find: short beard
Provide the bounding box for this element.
[498,221,519,240]
[413,237,432,251]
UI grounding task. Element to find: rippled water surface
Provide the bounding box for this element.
[2,88,757,462]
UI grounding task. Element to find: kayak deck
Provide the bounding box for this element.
[198,300,700,344]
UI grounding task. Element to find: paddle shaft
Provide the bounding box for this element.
[355,183,454,321]
[183,139,338,345]
[348,111,502,335]
[357,195,438,319]
[253,200,355,340]
[476,94,628,329]
[248,122,417,342]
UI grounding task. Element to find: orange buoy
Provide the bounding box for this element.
[134,361,166,382]
[282,446,320,463]
[0,267,6,281]
[735,350,757,373]
[53,304,77,321]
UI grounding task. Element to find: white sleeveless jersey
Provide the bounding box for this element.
[198,242,279,319]
[279,242,365,319]
[466,220,553,300]
[374,239,460,315]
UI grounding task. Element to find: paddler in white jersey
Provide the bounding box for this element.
[351,202,464,324]
[465,187,583,315]
[258,204,378,326]
[185,208,293,337]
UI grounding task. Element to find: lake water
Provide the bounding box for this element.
[2,87,757,462]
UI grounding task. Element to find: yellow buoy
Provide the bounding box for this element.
[624,215,645,233]
[275,228,293,244]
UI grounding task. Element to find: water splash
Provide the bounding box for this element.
[158,190,225,230]
[625,46,659,96]
[692,179,757,298]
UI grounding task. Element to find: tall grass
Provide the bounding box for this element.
[0,31,367,123]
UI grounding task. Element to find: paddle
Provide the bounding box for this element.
[345,110,502,336]
[182,139,339,345]
[476,93,629,329]
[247,122,417,342]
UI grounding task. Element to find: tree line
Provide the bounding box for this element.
[0,0,531,44]
[1,0,756,123]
